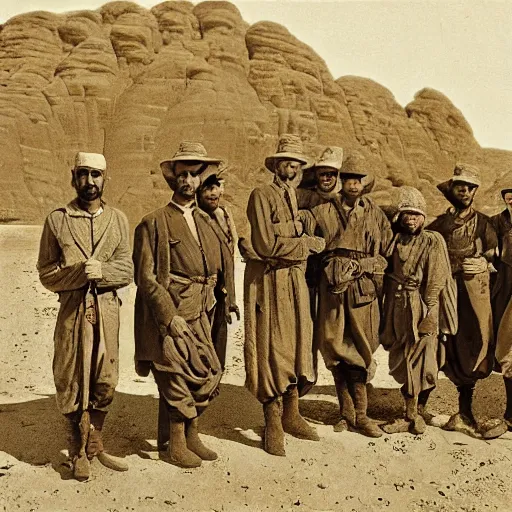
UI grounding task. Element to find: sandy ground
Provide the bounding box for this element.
[1,225,512,512]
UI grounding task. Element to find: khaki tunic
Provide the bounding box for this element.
[37,200,133,414]
[381,230,457,396]
[491,210,512,378]
[133,204,233,419]
[311,196,393,370]
[244,181,316,403]
[428,208,497,386]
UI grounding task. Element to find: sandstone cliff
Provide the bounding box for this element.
[0,0,509,226]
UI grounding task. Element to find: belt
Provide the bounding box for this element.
[388,273,420,292]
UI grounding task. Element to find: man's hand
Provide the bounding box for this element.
[462,256,488,275]
[226,305,241,324]
[168,315,194,339]
[85,258,102,281]
[305,235,326,255]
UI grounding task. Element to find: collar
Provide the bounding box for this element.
[170,197,196,214]
[65,199,104,218]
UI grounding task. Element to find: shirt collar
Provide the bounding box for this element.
[170,197,196,214]
[65,199,104,218]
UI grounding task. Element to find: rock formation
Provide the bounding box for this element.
[0,0,510,226]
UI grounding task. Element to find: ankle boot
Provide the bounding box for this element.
[263,397,285,456]
[349,381,382,438]
[186,417,217,460]
[457,385,477,425]
[443,386,479,437]
[332,366,354,431]
[169,419,202,468]
[405,395,426,435]
[64,413,80,462]
[417,389,435,425]
[87,410,106,459]
[87,410,128,472]
[282,386,319,441]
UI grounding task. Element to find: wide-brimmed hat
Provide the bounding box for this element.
[74,152,106,172]
[264,134,309,171]
[312,146,344,173]
[393,186,428,222]
[340,152,368,178]
[160,141,221,178]
[501,187,512,197]
[437,163,481,195]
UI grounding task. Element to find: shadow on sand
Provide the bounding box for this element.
[0,375,506,475]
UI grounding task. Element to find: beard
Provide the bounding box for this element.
[77,185,101,201]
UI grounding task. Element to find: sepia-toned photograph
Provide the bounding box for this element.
[0,0,511,510]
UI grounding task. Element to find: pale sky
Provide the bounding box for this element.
[1,0,511,150]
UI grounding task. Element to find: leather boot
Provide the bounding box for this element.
[504,377,512,429]
[73,411,91,482]
[263,397,285,456]
[186,417,217,460]
[348,381,382,438]
[157,396,170,451]
[169,419,202,468]
[418,389,435,425]
[282,386,319,441]
[332,366,354,432]
[443,385,479,437]
[64,413,80,463]
[406,395,426,435]
[87,410,128,472]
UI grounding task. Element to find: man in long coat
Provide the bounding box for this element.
[429,163,506,439]
[133,142,235,468]
[197,172,240,370]
[381,187,457,435]
[37,152,133,481]
[309,154,393,437]
[241,134,326,456]
[491,187,512,429]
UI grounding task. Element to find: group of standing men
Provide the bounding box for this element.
[37,135,512,481]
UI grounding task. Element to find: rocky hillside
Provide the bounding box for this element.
[1,0,510,226]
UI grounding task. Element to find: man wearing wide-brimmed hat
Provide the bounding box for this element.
[491,186,512,431]
[308,152,393,437]
[133,141,235,468]
[196,170,240,370]
[429,163,506,439]
[37,152,133,481]
[380,187,456,435]
[241,134,326,456]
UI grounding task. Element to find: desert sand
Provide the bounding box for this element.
[1,224,511,512]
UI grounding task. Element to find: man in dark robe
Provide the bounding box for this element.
[133,142,235,468]
[429,163,507,439]
[310,154,393,437]
[381,187,456,435]
[491,187,512,429]
[197,172,240,370]
[241,134,326,456]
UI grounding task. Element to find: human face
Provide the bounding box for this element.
[174,161,203,200]
[341,177,363,201]
[198,184,221,213]
[503,192,512,209]
[73,167,104,202]
[450,182,477,209]
[400,212,425,234]
[275,159,301,182]
[316,167,338,193]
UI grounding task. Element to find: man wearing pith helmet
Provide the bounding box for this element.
[133,141,235,468]
[37,152,133,481]
[308,152,393,437]
[429,163,507,439]
[241,134,326,457]
[381,187,456,435]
